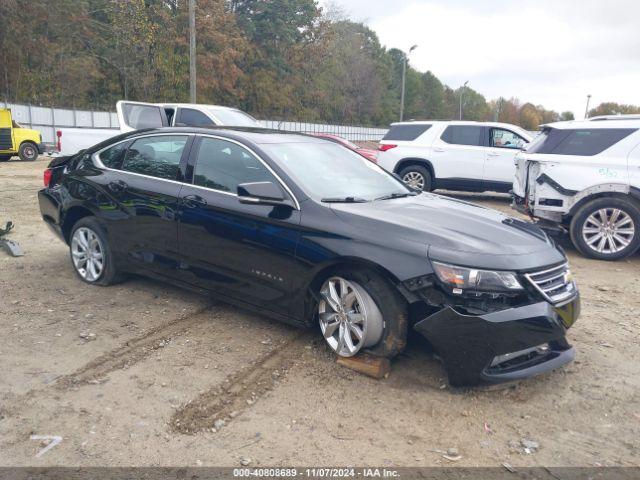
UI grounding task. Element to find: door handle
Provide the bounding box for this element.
[433,147,445,153]
[108,180,128,192]
[182,194,207,208]
[487,152,500,157]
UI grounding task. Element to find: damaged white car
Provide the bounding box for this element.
[513,117,640,260]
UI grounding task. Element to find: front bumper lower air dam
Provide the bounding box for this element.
[413,296,580,386]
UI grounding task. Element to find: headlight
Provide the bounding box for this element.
[432,261,523,293]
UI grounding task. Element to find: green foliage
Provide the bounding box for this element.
[560,111,575,121]
[3,0,631,130]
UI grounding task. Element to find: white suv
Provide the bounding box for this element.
[513,118,640,260]
[376,121,532,193]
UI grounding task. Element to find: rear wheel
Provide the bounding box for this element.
[399,165,432,192]
[69,217,122,285]
[570,197,640,260]
[318,270,408,359]
[18,142,38,161]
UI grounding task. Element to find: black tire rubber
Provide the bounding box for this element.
[69,217,123,286]
[0,154,11,162]
[18,142,38,161]
[398,164,433,192]
[328,268,409,359]
[569,196,640,261]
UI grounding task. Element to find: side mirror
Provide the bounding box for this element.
[237,181,292,207]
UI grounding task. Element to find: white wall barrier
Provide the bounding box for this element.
[2,102,388,144]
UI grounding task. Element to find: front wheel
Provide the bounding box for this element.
[0,154,11,162]
[18,142,38,161]
[318,270,408,359]
[399,165,432,192]
[69,217,122,285]
[570,197,640,260]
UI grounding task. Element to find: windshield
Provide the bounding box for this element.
[207,108,260,127]
[262,142,411,201]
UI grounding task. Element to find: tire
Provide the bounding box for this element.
[0,154,11,162]
[317,269,408,359]
[69,217,122,285]
[18,142,38,161]
[569,197,640,260]
[399,164,432,192]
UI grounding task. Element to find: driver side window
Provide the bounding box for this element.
[193,137,277,194]
[491,129,526,149]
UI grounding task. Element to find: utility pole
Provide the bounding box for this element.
[584,94,592,119]
[459,80,469,120]
[189,0,197,103]
[399,44,418,122]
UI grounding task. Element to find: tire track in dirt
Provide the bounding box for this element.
[0,302,220,450]
[170,331,314,434]
[50,302,219,391]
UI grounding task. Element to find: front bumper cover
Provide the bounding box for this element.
[414,295,580,386]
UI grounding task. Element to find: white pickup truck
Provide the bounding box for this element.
[513,117,640,260]
[56,101,261,155]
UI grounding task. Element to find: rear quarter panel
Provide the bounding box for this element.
[377,127,439,173]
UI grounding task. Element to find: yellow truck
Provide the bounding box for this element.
[0,108,45,161]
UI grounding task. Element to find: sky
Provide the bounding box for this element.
[320,0,640,118]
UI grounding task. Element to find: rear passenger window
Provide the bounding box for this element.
[121,136,187,180]
[177,108,215,127]
[98,142,128,168]
[441,126,484,146]
[382,124,431,141]
[528,128,637,156]
[193,138,276,193]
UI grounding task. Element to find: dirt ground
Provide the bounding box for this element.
[0,157,639,468]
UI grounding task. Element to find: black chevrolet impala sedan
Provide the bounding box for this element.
[38,127,580,386]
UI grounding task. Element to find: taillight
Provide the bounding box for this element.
[44,169,53,187]
[378,144,397,152]
[56,130,62,152]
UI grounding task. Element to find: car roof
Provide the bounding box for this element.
[542,119,640,129]
[157,103,243,112]
[386,120,532,138]
[124,126,326,145]
[389,120,528,130]
[588,114,640,121]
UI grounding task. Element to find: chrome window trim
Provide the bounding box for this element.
[92,133,194,187]
[91,132,300,210]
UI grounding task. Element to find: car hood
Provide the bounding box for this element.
[329,193,565,271]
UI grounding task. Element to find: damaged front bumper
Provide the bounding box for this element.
[414,295,580,386]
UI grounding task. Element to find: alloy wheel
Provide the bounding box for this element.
[582,208,635,254]
[71,227,105,282]
[402,171,425,190]
[23,145,36,159]
[318,277,383,357]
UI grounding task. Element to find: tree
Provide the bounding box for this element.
[589,102,640,117]
[560,111,575,121]
[0,0,600,130]
[519,103,543,130]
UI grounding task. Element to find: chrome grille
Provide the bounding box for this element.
[525,263,576,304]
